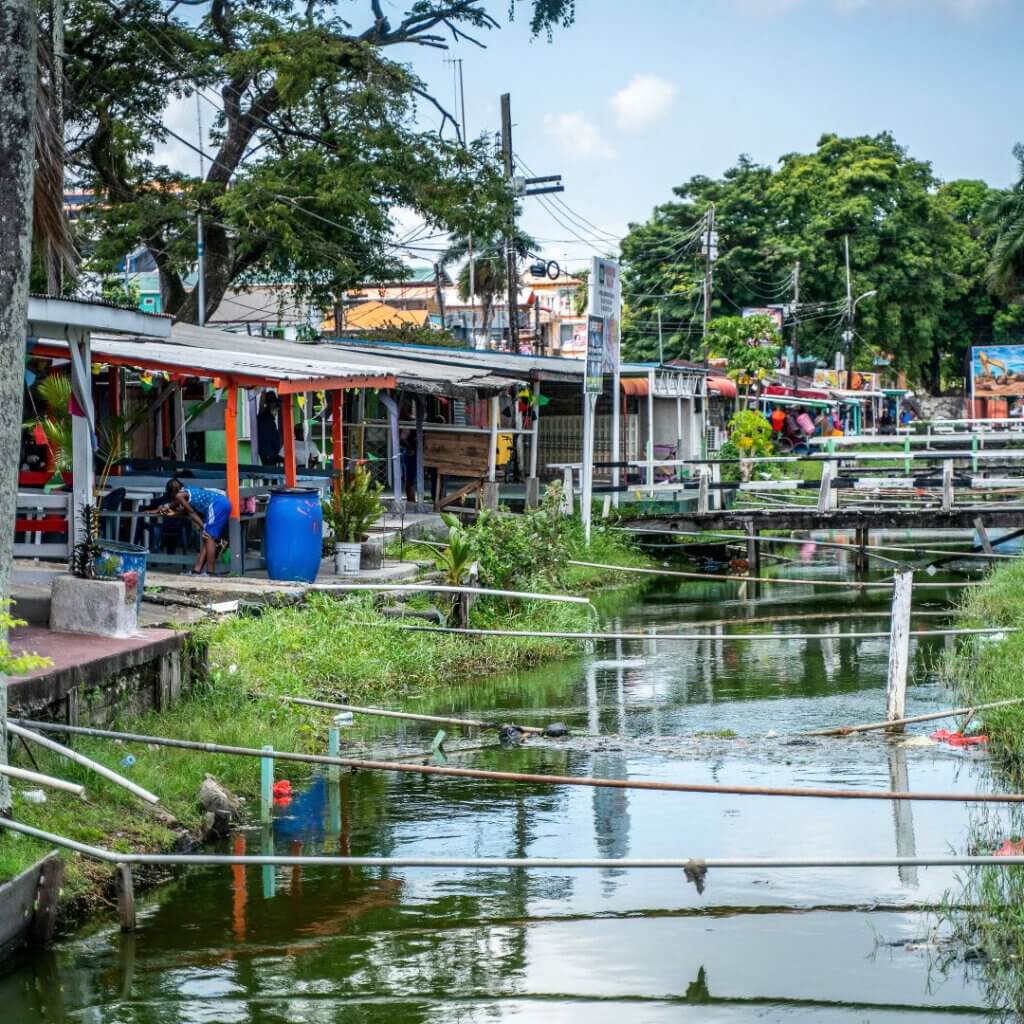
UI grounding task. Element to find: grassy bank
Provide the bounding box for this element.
[933,557,1024,1017]
[946,558,1024,763]
[0,514,649,918]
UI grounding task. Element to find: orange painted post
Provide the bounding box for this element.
[224,384,242,573]
[281,395,297,486]
[331,390,343,498]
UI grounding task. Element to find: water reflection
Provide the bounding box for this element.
[2,554,1000,1022]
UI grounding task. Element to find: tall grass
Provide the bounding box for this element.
[934,558,1024,1019]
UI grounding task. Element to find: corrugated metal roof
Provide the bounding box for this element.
[30,333,394,393]
[328,339,676,384]
[55,322,519,398]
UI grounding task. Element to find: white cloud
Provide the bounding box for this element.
[610,74,679,133]
[542,112,617,161]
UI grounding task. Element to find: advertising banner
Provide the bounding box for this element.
[589,257,621,374]
[585,316,605,394]
[970,345,1024,397]
[813,368,880,392]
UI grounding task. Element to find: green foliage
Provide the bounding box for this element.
[71,504,102,579]
[29,372,72,473]
[434,513,476,586]
[466,485,575,591]
[66,1,574,324]
[0,607,52,676]
[322,466,384,543]
[705,315,781,375]
[620,132,1015,389]
[719,409,775,482]
[986,143,1024,302]
[447,230,535,343]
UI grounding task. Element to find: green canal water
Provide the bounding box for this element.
[2,536,1013,1022]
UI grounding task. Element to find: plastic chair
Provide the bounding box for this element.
[99,487,126,540]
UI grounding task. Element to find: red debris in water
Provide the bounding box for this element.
[930,729,988,747]
[996,839,1024,857]
[272,780,292,797]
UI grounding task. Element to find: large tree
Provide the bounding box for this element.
[620,133,1009,390]
[987,143,1024,303]
[0,0,38,816]
[65,0,576,323]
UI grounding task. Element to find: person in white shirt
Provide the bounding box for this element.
[281,425,321,467]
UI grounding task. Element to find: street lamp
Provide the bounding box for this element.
[843,289,877,387]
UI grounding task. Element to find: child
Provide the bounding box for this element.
[160,478,231,576]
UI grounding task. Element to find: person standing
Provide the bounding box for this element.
[257,394,282,466]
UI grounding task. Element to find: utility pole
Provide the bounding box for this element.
[843,234,853,387]
[434,262,446,325]
[0,0,39,818]
[448,58,476,347]
[657,308,664,364]
[790,260,800,379]
[500,93,520,353]
[196,93,206,327]
[701,204,716,357]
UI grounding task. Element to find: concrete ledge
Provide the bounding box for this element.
[50,575,136,637]
[7,626,198,724]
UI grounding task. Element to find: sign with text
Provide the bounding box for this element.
[586,316,605,394]
[588,257,621,375]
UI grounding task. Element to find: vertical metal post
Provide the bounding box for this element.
[500,93,520,353]
[526,380,541,507]
[328,727,340,782]
[646,370,655,497]
[414,396,425,503]
[903,435,911,475]
[487,395,499,483]
[68,329,95,549]
[675,396,684,483]
[260,744,274,822]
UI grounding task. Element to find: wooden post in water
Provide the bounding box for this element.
[115,863,136,931]
[886,571,914,733]
[745,521,761,577]
[942,459,954,513]
[697,466,710,515]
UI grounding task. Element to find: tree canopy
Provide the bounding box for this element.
[620,132,1021,389]
[64,0,577,323]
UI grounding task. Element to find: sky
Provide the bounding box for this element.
[155,0,1023,273]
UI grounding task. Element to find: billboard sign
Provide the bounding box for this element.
[585,316,605,394]
[970,345,1024,397]
[588,257,621,375]
[813,368,880,392]
[742,306,785,333]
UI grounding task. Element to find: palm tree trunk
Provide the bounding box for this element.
[0,0,38,817]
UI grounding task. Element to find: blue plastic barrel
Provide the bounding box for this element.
[265,487,323,582]
[96,540,148,610]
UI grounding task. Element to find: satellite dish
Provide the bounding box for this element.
[546,260,560,280]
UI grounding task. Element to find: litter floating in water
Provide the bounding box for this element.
[930,729,988,747]
[996,838,1024,857]
[272,779,293,806]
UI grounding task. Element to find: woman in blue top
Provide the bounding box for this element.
[161,478,232,576]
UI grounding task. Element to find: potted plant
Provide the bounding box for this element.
[51,503,138,636]
[322,467,384,574]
